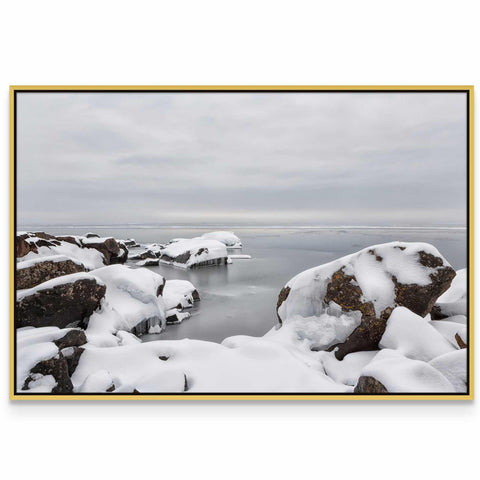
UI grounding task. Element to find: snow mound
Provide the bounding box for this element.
[201,231,242,249]
[359,349,455,393]
[160,237,228,268]
[379,307,455,361]
[85,265,166,344]
[163,279,199,310]
[429,349,467,393]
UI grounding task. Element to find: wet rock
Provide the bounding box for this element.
[16,278,106,329]
[353,375,389,394]
[16,257,86,289]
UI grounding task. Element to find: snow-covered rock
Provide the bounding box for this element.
[429,349,467,393]
[159,237,228,268]
[430,320,467,349]
[86,265,167,342]
[163,279,200,310]
[16,273,106,329]
[379,307,455,362]
[201,231,242,249]
[16,254,86,289]
[355,349,455,393]
[432,268,467,319]
[277,242,456,359]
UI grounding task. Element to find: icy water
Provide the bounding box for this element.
[26,226,467,343]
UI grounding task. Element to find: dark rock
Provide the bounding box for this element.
[455,333,467,349]
[276,286,290,324]
[85,233,100,238]
[137,258,160,266]
[81,237,127,265]
[430,305,448,320]
[325,269,375,317]
[16,278,106,329]
[16,236,37,258]
[129,249,157,261]
[56,235,80,245]
[23,353,73,394]
[61,346,85,376]
[156,277,166,297]
[354,376,389,394]
[16,258,86,289]
[333,316,387,360]
[54,329,87,349]
[192,289,200,301]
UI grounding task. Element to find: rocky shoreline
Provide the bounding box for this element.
[15,231,467,394]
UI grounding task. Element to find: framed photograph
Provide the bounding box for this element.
[10,86,473,400]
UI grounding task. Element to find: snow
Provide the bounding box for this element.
[81,236,116,245]
[77,370,115,393]
[437,268,467,303]
[20,239,105,270]
[71,338,350,393]
[16,326,73,389]
[430,320,467,349]
[160,237,228,268]
[24,374,57,393]
[278,242,451,323]
[319,350,379,386]
[163,279,198,310]
[379,307,455,361]
[201,231,242,248]
[270,312,362,351]
[16,272,103,301]
[134,369,187,393]
[429,349,467,393]
[85,265,166,343]
[228,254,252,259]
[359,349,455,393]
[435,268,467,317]
[16,254,85,270]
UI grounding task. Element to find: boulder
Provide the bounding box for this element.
[16,256,86,289]
[81,237,127,265]
[22,352,73,394]
[353,375,389,394]
[16,235,37,258]
[159,238,228,268]
[54,329,88,349]
[16,274,106,329]
[276,242,456,359]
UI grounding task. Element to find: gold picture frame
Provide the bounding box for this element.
[10,85,474,400]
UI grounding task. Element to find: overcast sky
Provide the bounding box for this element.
[17,91,467,227]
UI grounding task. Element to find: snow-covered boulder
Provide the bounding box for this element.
[430,320,467,349]
[429,349,467,393]
[277,242,456,359]
[354,349,455,393]
[431,268,467,319]
[16,255,86,289]
[159,237,228,268]
[17,326,87,393]
[16,273,106,329]
[18,232,106,270]
[379,307,455,362]
[163,279,200,310]
[201,231,242,249]
[17,232,129,269]
[85,265,167,342]
[80,236,128,265]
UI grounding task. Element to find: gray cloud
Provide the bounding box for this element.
[16,91,467,226]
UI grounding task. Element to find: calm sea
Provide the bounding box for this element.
[20,226,467,343]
